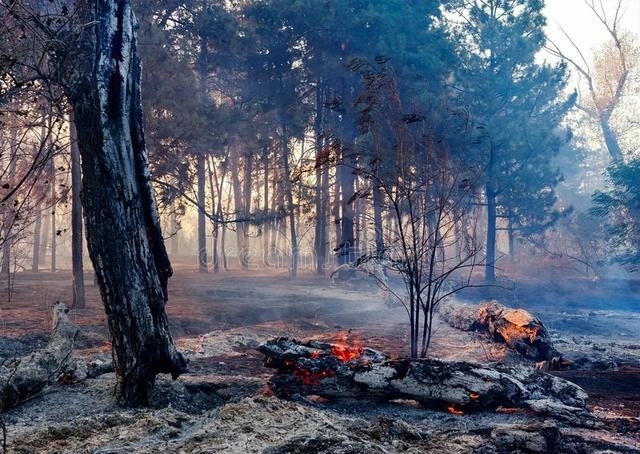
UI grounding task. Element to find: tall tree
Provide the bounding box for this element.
[447,0,574,281]
[591,158,640,271]
[67,0,187,405]
[546,0,639,163]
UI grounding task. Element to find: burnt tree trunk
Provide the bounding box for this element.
[69,0,187,406]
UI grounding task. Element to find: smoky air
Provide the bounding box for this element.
[1,0,639,452]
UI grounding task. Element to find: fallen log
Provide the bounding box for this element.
[257,337,597,426]
[0,302,80,410]
[438,300,562,363]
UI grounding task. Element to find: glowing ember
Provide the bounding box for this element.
[469,392,480,401]
[310,350,322,359]
[282,358,335,385]
[331,344,363,362]
[447,406,464,416]
[293,368,335,385]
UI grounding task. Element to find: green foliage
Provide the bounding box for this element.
[591,159,640,271]
[448,0,575,241]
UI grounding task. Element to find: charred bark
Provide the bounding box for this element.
[0,303,79,410]
[68,0,186,406]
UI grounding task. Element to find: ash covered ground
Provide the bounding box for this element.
[2,266,640,453]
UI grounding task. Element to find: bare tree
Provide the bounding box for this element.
[349,58,483,358]
[546,0,639,163]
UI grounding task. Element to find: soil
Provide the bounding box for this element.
[2,265,640,453]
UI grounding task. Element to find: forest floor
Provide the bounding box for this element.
[2,263,640,453]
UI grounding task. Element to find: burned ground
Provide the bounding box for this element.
[1,266,640,453]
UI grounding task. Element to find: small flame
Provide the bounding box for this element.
[469,392,480,401]
[447,406,464,416]
[330,333,363,363]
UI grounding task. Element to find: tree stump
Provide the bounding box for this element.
[0,302,80,410]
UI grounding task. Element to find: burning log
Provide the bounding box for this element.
[257,337,596,425]
[0,302,80,410]
[439,300,562,362]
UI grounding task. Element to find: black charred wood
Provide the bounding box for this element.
[257,337,595,425]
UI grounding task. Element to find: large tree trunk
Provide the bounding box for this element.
[69,108,85,309]
[69,0,187,406]
[313,83,327,276]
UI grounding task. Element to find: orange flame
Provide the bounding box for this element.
[447,406,464,416]
[330,333,363,363]
[469,392,480,401]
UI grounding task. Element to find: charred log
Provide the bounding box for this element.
[439,300,561,362]
[257,338,596,426]
[0,302,79,410]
